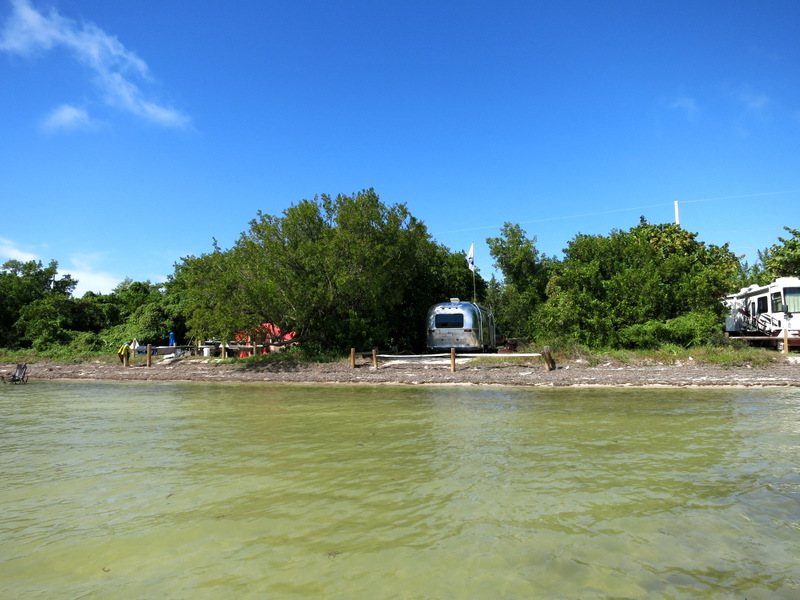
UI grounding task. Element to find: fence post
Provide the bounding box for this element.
[783,328,790,355]
[372,348,378,370]
[543,346,555,371]
[350,348,356,369]
[221,342,225,359]
[146,344,152,367]
[450,347,456,372]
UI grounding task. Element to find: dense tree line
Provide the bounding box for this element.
[1,189,798,355]
[487,223,800,349]
[0,190,481,355]
[175,189,480,352]
[0,262,185,355]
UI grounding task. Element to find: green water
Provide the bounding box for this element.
[1,382,798,599]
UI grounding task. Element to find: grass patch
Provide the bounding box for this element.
[0,348,114,364]
[219,345,342,365]
[549,344,782,368]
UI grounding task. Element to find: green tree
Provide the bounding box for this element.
[761,226,800,278]
[538,219,740,348]
[0,260,77,348]
[177,189,485,352]
[15,293,113,351]
[94,279,183,348]
[486,224,555,339]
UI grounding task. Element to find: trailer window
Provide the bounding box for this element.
[435,314,464,328]
[784,288,800,313]
[757,296,768,314]
[771,292,785,312]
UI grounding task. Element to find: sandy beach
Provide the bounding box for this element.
[11,354,800,387]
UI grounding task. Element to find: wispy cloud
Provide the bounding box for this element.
[0,0,189,128]
[738,90,769,113]
[40,103,94,132]
[68,253,137,296]
[668,95,700,121]
[0,241,123,295]
[0,237,38,262]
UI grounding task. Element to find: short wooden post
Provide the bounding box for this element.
[450,347,456,372]
[123,349,129,368]
[783,328,790,355]
[350,348,356,368]
[146,344,152,367]
[543,346,555,371]
[372,348,378,370]
[221,342,225,359]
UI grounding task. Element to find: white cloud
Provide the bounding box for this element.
[668,95,700,121]
[0,0,189,128]
[40,103,93,132]
[66,253,122,296]
[0,237,38,262]
[739,90,769,113]
[68,269,123,297]
[0,243,122,296]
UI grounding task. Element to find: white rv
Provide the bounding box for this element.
[426,299,498,353]
[723,277,800,349]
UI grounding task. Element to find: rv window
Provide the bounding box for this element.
[435,314,464,328]
[756,296,768,314]
[771,292,785,313]
[784,288,800,313]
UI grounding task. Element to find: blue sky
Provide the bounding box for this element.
[2,0,799,296]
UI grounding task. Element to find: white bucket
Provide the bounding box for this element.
[203,347,211,357]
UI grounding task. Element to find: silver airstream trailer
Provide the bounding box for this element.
[724,277,800,349]
[426,299,498,352]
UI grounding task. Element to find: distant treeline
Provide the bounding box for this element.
[2,189,798,356]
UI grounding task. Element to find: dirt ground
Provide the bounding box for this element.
[10,354,800,388]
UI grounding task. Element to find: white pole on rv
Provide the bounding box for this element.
[674,200,680,226]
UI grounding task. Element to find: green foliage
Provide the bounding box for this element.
[0,260,77,348]
[2,196,795,356]
[100,303,173,348]
[492,218,741,349]
[761,226,800,278]
[618,310,721,349]
[486,224,555,339]
[177,189,485,352]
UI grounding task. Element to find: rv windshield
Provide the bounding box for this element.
[435,314,464,328]
[784,288,800,313]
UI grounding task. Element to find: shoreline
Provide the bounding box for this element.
[11,356,800,388]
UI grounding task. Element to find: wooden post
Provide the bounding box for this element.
[543,346,555,371]
[146,344,152,367]
[372,348,378,370]
[450,347,456,372]
[123,349,129,368]
[221,342,225,359]
[783,328,790,355]
[350,348,356,369]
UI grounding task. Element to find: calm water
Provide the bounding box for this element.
[1,381,799,599]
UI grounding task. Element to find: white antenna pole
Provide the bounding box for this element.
[472,241,476,303]
[674,201,680,226]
